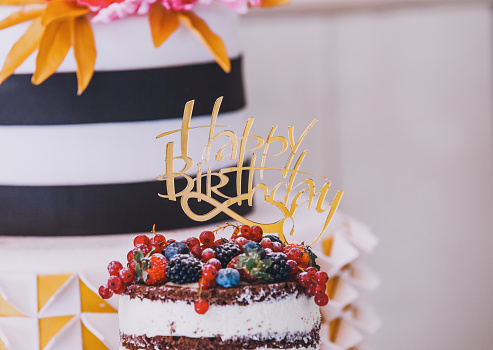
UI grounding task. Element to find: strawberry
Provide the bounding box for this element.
[144,254,169,286]
[227,255,255,282]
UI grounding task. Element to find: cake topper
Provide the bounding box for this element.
[156,97,343,246]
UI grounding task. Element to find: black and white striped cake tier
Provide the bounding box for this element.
[0,4,250,236]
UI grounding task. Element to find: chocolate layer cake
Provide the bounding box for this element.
[119,282,321,350]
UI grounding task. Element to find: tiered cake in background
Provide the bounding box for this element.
[0,1,380,349]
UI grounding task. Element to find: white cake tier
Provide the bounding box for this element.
[0,3,241,72]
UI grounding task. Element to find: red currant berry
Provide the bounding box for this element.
[314,271,329,285]
[287,248,303,263]
[287,260,298,275]
[194,299,209,314]
[272,242,284,252]
[107,276,122,291]
[202,265,218,281]
[235,237,248,249]
[150,242,163,254]
[314,293,329,306]
[201,248,215,262]
[314,284,326,296]
[135,243,150,256]
[191,244,204,259]
[306,267,318,275]
[150,234,166,246]
[297,272,312,286]
[306,283,317,296]
[298,261,309,269]
[202,241,214,249]
[165,239,176,246]
[239,225,251,238]
[206,258,222,271]
[127,249,137,262]
[128,260,137,270]
[113,283,127,295]
[98,285,113,299]
[250,225,263,241]
[213,238,225,247]
[260,238,273,250]
[199,278,215,289]
[119,268,136,284]
[199,231,215,245]
[133,234,150,247]
[107,261,123,276]
[185,237,200,249]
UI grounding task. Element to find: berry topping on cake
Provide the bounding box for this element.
[144,254,169,286]
[107,261,123,276]
[215,268,240,288]
[243,241,266,258]
[265,252,291,282]
[202,264,218,281]
[263,234,283,244]
[98,285,113,299]
[108,275,123,291]
[194,299,209,314]
[133,234,150,247]
[213,242,242,268]
[167,254,202,284]
[164,241,190,260]
[199,230,215,246]
[119,267,136,284]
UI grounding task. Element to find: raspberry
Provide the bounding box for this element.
[194,299,209,314]
[98,285,113,299]
[134,234,150,247]
[265,252,291,282]
[250,225,263,241]
[145,254,169,286]
[297,272,312,286]
[185,237,200,249]
[119,268,136,284]
[315,293,329,306]
[314,271,329,285]
[164,241,190,260]
[260,238,273,250]
[107,276,122,291]
[167,254,202,284]
[206,258,222,271]
[201,248,215,262]
[199,231,215,245]
[215,268,240,288]
[202,264,218,281]
[213,242,242,268]
[191,244,204,259]
[286,260,298,275]
[286,248,303,263]
[107,261,123,276]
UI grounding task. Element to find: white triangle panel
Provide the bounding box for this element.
[81,313,119,350]
[0,272,37,317]
[45,315,82,350]
[39,275,81,318]
[0,317,38,350]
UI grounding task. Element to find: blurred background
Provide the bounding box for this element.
[241,0,493,349]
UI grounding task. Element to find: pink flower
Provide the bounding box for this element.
[161,0,199,11]
[91,0,154,22]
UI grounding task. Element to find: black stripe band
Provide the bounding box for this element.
[0,171,252,236]
[0,57,245,125]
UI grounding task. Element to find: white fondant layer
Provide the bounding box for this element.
[0,109,245,185]
[0,3,241,73]
[118,294,320,339]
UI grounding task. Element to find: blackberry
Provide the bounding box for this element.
[266,252,291,282]
[166,254,202,284]
[263,235,283,244]
[213,242,242,268]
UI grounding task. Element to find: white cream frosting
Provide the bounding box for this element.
[118,293,320,340]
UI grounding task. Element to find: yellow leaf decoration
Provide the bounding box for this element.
[0,0,44,4]
[0,17,44,85]
[261,0,290,7]
[41,0,90,26]
[149,1,179,48]
[32,19,73,85]
[73,16,96,94]
[177,11,231,73]
[0,7,44,30]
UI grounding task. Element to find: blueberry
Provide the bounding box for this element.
[215,268,240,288]
[243,241,265,258]
[164,242,190,260]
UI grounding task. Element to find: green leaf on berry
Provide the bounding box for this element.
[302,242,321,270]
[261,259,273,269]
[238,256,248,264]
[246,258,255,270]
[134,250,144,263]
[135,263,143,277]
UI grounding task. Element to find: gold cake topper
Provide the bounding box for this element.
[156,97,343,246]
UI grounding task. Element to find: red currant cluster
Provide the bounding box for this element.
[296,268,329,306]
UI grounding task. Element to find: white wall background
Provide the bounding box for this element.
[242,2,493,349]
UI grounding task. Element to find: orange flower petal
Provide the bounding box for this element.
[0,0,45,4]
[177,11,230,73]
[32,19,73,85]
[41,0,90,26]
[73,16,96,95]
[149,2,179,48]
[260,0,290,7]
[0,17,44,85]
[0,7,44,30]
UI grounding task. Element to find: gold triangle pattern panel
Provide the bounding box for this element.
[0,293,24,317]
[39,316,73,350]
[79,279,116,313]
[81,322,108,350]
[37,274,72,312]
[0,336,7,350]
